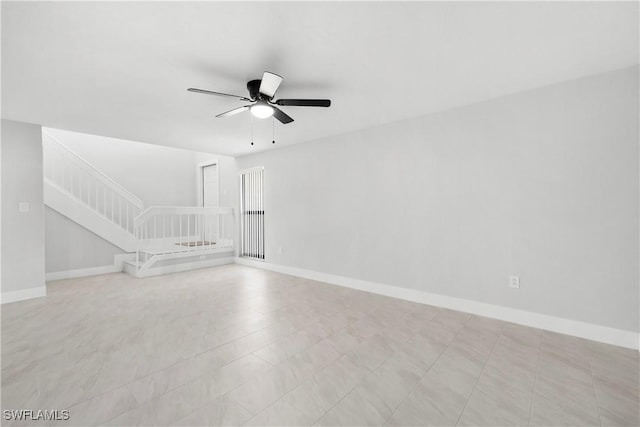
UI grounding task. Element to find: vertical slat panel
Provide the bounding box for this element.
[249,173,253,256]
[239,169,265,260]
[242,174,246,256]
[251,172,258,257]
[260,170,264,259]
[254,170,257,258]
[259,169,262,259]
[254,170,257,257]
[248,171,251,257]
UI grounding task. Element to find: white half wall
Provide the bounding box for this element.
[1,119,46,302]
[236,66,639,335]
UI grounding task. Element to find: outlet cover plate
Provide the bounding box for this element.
[509,275,520,289]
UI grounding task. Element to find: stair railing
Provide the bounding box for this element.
[133,206,234,270]
[42,131,144,234]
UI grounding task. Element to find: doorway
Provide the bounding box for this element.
[201,163,219,207]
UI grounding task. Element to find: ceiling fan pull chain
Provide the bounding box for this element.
[250,114,254,146]
[272,117,276,144]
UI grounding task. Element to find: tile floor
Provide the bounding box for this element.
[1,264,638,426]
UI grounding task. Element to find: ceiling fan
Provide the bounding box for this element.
[187,71,331,124]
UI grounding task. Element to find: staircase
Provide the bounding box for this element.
[43,131,235,278]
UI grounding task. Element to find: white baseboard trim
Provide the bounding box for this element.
[235,258,639,350]
[46,264,122,281]
[46,253,135,281]
[1,286,47,304]
[114,253,135,270]
[137,256,235,278]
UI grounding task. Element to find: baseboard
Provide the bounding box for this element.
[1,286,47,304]
[137,256,235,278]
[46,264,122,281]
[234,258,639,350]
[114,253,135,270]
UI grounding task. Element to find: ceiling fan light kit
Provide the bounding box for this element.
[250,101,274,119]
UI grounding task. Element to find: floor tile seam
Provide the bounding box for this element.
[76,329,289,427]
[248,316,349,364]
[376,316,459,425]
[221,386,260,425]
[208,323,352,422]
[306,366,373,426]
[26,353,111,414]
[239,324,364,425]
[368,328,442,425]
[302,325,414,426]
[98,359,258,427]
[526,326,545,427]
[235,343,345,426]
[587,359,604,427]
[187,317,304,363]
[250,352,278,367]
[453,323,503,427]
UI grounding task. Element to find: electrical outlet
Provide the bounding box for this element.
[278,246,283,255]
[509,275,520,289]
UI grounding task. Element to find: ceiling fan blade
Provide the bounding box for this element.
[188,88,250,101]
[272,106,294,124]
[275,99,331,107]
[259,72,283,98]
[215,106,250,118]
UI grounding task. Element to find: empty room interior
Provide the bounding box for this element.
[1,1,639,426]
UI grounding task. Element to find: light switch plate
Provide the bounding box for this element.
[19,202,30,213]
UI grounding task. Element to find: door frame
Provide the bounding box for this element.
[196,159,219,207]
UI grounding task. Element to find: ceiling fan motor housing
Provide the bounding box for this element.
[247,79,264,100]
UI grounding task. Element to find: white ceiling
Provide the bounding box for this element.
[2,1,638,157]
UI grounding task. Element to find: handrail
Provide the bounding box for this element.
[43,131,144,210]
[133,205,235,272]
[134,206,234,225]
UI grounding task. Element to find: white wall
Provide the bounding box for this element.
[43,128,237,273]
[1,119,46,300]
[45,207,123,272]
[236,66,639,334]
[44,128,201,206]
